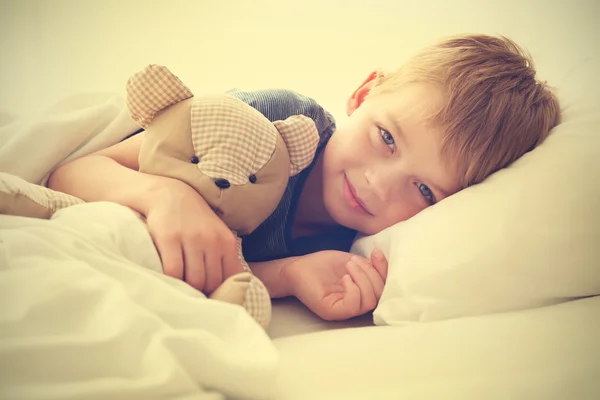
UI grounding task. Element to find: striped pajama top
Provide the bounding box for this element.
[227,88,357,262]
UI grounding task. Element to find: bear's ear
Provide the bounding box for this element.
[273,116,319,176]
[126,64,194,128]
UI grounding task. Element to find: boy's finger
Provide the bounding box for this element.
[340,274,361,319]
[203,251,223,295]
[346,261,377,312]
[222,239,245,279]
[370,248,389,281]
[350,256,385,299]
[182,245,206,292]
[156,237,184,281]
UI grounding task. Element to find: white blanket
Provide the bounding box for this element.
[0,96,279,400]
[0,93,139,186]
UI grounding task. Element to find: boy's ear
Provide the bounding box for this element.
[346,71,378,116]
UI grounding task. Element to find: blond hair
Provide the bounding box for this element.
[370,34,561,189]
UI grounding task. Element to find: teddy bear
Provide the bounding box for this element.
[0,64,320,329]
[125,65,320,329]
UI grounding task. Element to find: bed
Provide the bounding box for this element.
[2,198,598,400]
[1,1,599,399]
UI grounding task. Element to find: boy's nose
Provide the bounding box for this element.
[365,165,405,202]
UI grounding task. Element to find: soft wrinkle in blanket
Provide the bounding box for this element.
[0,203,279,400]
[0,93,139,186]
[0,95,280,400]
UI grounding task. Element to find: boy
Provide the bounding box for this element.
[48,34,560,321]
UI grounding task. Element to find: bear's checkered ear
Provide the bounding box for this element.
[125,65,194,128]
[273,116,319,176]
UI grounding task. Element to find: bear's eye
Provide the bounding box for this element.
[249,175,257,184]
[191,156,200,164]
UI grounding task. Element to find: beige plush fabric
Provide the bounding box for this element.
[126,65,193,128]
[191,95,277,185]
[0,192,53,219]
[0,172,83,218]
[126,64,319,329]
[274,117,320,176]
[128,65,318,184]
[236,236,272,328]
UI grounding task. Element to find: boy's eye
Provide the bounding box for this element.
[416,182,436,205]
[379,128,396,153]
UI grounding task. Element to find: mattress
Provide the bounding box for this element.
[271,295,600,400]
[268,297,374,339]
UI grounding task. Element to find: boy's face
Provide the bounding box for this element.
[322,72,460,235]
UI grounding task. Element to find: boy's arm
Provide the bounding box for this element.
[251,250,388,321]
[249,256,300,299]
[47,134,244,294]
[48,133,171,215]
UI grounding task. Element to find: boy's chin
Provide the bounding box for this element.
[340,213,383,235]
[329,208,372,234]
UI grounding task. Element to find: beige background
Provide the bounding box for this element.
[0,0,598,121]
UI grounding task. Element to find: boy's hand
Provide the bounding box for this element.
[283,249,388,321]
[144,179,244,294]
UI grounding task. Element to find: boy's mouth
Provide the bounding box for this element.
[343,174,373,216]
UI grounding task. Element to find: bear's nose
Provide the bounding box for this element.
[214,178,231,189]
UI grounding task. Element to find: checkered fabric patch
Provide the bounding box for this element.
[126,64,194,128]
[273,115,319,176]
[0,172,84,213]
[236,236,272,329]
[191,95,277,185]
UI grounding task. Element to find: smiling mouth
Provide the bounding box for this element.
[343,175,373,215]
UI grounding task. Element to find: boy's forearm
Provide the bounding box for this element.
[49,150,302,299]
[47,154,187,216]
[249,256,300,299]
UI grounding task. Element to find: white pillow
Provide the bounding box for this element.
[351,59,600,325]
